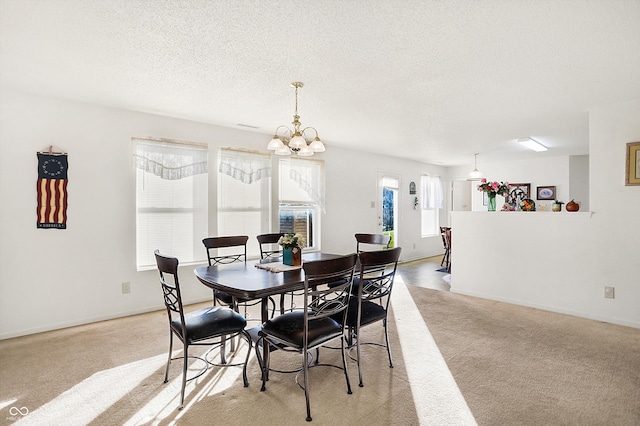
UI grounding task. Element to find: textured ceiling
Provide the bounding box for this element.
[2,0,639,166]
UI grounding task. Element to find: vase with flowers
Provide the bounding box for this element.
[477,178,510,211]
[278,233,305,266]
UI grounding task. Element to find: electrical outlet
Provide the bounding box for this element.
[122,282,131,294]
[604,286,614,299]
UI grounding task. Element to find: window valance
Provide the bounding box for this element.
[219,148,271,184]
[132,137,208,180]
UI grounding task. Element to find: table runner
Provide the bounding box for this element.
[255,262,302,273]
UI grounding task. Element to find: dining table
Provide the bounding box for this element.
[193,252,341,377]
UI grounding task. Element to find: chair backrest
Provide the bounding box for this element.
[355,233,391,253]
[155,250,187,334]
[302,253,358,324]
[444,228,452,251]
[202,235,249,266]
[357,247,402,303]
[440,227,451,250]
[256,233,285,260]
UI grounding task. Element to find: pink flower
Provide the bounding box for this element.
[491,182,499,190]
[481,178,487,183]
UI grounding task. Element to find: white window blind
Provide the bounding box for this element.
[218,148,272,258]
[134,137,208,269]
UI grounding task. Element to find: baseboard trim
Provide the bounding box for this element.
[450,288,640,329]
[0,296,212,340]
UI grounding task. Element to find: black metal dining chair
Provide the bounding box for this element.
[258,232,303,314]
[202,235,276,317]
[355,233,391,252]
[444,228,452,272]
[257,232,285,260]
[439,227,451,269]
[340,247,401,387]
[256,253,358,422]
[155,250,251,409]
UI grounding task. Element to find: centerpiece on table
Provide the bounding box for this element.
[278,233,306,266]
[477,178,509,211]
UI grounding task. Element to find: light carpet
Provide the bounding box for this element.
[1,281,639,425]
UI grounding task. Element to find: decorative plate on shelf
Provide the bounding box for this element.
[520,198,536,211]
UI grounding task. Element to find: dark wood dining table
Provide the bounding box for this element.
[193,252,341,373]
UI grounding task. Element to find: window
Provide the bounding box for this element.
[279,157,324,251]
[420,175,443,237]
[218,148,272,258]
[134,137,208,270]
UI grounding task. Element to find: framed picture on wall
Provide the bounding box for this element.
[507,183,530,206]
[625,142,640,186]
[536,186,556,200]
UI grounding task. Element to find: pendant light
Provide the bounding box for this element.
[467,153,483,181]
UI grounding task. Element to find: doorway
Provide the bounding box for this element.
[378,173,399,248]
[451,180,472,212]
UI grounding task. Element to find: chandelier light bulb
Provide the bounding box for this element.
[289,133,306,150]
[275,144,292,156]
[297,144,314,157]
[309,137,325,152]
[267,136,284,150]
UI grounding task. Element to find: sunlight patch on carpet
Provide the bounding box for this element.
[123,345,249,425]
[392,276,477,426]
[14,354,167,425]
[12,345,247,426]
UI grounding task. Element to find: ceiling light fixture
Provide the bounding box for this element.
[467,153,483,181]
[518,137,548,152]
[267,82,325,157]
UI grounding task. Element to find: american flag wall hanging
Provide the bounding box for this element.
[36,147,68,229]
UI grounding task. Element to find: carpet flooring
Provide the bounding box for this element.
[1,276,639,425]
[407,286,640,425]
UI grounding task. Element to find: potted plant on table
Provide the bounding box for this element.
[477,178,509,211]
[278,233,306,266]
[552,200,564,212]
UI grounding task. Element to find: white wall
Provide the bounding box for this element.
[0,88,446,339]
[450,98,640,328]
[569,155,589,211]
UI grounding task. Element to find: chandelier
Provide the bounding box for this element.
[267,82,325,156]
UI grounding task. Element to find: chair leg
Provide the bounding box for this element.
[241,331,251,387]
[383,318,393,368]
[180,343,188,410]
[303,348,312,422]
[268,297,277,318]
[164,330,174,383]
[220,336,227,365]
[257,336,269,392]
[341,336,353,395]
[355,326,364,387]
[253,337,265,383]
